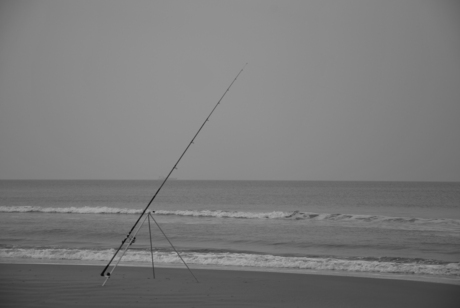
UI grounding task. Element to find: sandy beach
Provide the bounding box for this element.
[1,263,459,308]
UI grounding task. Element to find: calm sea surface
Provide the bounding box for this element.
[1,180,459,278]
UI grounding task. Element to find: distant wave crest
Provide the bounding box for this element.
[155,209,460,225]
[1,206,459,226]
[155,209,288,219]
[1,248,459,277]
[0,206,143,214]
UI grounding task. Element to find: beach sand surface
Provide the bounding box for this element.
[1,263,459,307]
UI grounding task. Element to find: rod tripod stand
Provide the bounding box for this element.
[102,211,199,286]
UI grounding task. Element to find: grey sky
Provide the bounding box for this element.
[1,0,459,181]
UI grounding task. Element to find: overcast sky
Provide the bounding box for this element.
[1,0,459,181]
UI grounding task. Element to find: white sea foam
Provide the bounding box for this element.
[2,206,459,226]
[155,209,289,219]
[1,248,459,277]
[0,206,143,214]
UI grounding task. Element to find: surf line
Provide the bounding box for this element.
[100,64,248,285]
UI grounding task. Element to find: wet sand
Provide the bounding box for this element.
[1,263,459,307]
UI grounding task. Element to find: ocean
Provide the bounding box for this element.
[1,180,459,279]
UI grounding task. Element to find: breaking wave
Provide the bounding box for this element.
[155,210,460,225]
[1,248,459,277]
[0,206,144,214]
[2,206,459,226]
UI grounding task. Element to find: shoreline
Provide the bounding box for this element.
[2,258,459,286]
[1,263,459,307]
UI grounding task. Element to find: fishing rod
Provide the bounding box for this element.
[101,63,248,278]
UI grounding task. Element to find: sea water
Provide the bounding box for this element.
[1,180,459,278]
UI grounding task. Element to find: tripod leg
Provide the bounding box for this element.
[102,213,149,286]
[147,214,156,279]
